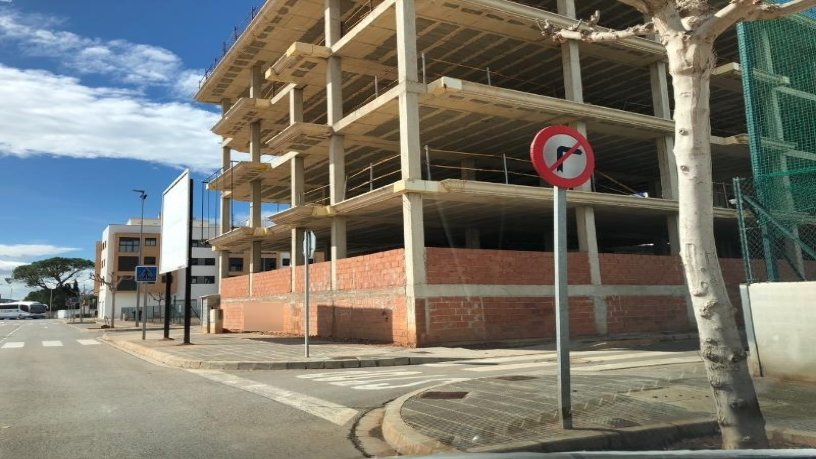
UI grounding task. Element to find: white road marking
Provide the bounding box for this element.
[42,341,63,347]
[461,350,691,373]
[1,342,24,349]
[296,369,469,391]
[77,339,100,346]
[573,355,702,371]
[189,370,358,426]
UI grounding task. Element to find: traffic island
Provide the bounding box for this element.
[381,370,816,454]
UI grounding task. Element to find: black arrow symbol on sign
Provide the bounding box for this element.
[555,145,584,173]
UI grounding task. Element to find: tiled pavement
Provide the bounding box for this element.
[396,363,816,452]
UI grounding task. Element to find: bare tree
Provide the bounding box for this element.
[539,0,816,449]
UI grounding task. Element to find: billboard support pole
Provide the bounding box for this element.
[184,178,193,345]
[163,272,172,339]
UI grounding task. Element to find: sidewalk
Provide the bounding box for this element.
[101,326,697,371]
[101,328,570,370]
[383,363,816,454]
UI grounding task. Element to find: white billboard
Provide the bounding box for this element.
[160,170,191,274]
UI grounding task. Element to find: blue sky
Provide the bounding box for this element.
[0,0,261,298]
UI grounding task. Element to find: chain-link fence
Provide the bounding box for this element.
[120,299,201,325]
[734,7,816,283]
[733,177,815,283]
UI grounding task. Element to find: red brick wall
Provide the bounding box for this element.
[336,249,405,290]
[251,268,292,296]
[221,303,244,331]
[221,276,249,298]
[599,254,685,285]
[419,295,596,345]
[606,296,690,335]
[426,248,591,285]
[221,250,409,343]
[294,262,330,293]
[284,294,410,345]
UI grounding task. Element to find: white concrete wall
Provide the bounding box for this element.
[747,281,816,382]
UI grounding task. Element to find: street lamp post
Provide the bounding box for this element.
[133,190,147,330]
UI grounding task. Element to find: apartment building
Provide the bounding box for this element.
[196,0,758,346]
[94,218,291,321]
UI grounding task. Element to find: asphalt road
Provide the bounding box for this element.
[0,320,704,458]
[0,320,361,459]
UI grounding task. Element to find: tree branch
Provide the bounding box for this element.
[696,0,816,40]
[538,11,655,43]
[752,0,816,19]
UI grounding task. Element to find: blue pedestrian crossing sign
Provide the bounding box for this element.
[135,265,158,284]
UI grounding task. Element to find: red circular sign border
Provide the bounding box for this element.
[530,125,595,188]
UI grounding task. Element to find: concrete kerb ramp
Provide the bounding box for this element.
[381,382,720,455]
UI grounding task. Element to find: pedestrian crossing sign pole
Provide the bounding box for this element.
[530,126,595,430]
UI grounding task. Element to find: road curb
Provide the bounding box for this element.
[381,382,718,455]
[101,336,465,370]
[768,425,816,447]
[381,386,459,456]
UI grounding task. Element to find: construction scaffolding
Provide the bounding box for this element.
[735,7,816,282]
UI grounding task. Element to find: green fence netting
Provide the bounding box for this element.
[735,6,816,283]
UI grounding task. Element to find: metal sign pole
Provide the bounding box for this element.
[304,235,311,358]
[554,185,572,429]
[141,284,147,340]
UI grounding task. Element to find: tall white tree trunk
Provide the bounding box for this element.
[668,37,769,449]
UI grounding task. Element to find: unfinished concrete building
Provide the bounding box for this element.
[196,0,753,346]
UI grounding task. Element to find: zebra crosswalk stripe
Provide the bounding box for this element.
[458,350,699,373]
[1,342,24,349]
[42,340,63,347]
[77,339,100,346]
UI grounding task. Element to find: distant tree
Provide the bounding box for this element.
[11,257,93,292]
[24,288,70,310]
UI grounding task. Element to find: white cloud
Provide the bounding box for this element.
[0,65,221,170]
[0,9,200,92]
[0,244,78,258]
[0,260,25,272]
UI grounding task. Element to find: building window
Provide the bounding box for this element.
[117,276,136,292]
[282,258,290,266]
[191,257,216,266]
[228,258,244,272]
[262,258,277,271]
[191,276,215,285]
[118,256,139,272]
[119,237,139,253]
[144,256,156,265]
[191,240,211,248]
[145,238,157,246]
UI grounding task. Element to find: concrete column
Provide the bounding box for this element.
[558,0,605,334]
[218,100,233,284]
[291,156,305,290]
[326,0,347,289]
[248,65,264,294]
[461,159,480,248]
[650,61,681,255]
[289,88,303,124]
[396,0,425,344]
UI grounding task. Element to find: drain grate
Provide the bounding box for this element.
[495,375,539,381]
[420,391,469,400]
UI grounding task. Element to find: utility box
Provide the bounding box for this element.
[209,308,223,334]
[200,294,221,333]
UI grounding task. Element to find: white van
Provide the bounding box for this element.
[0,302,48,319]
